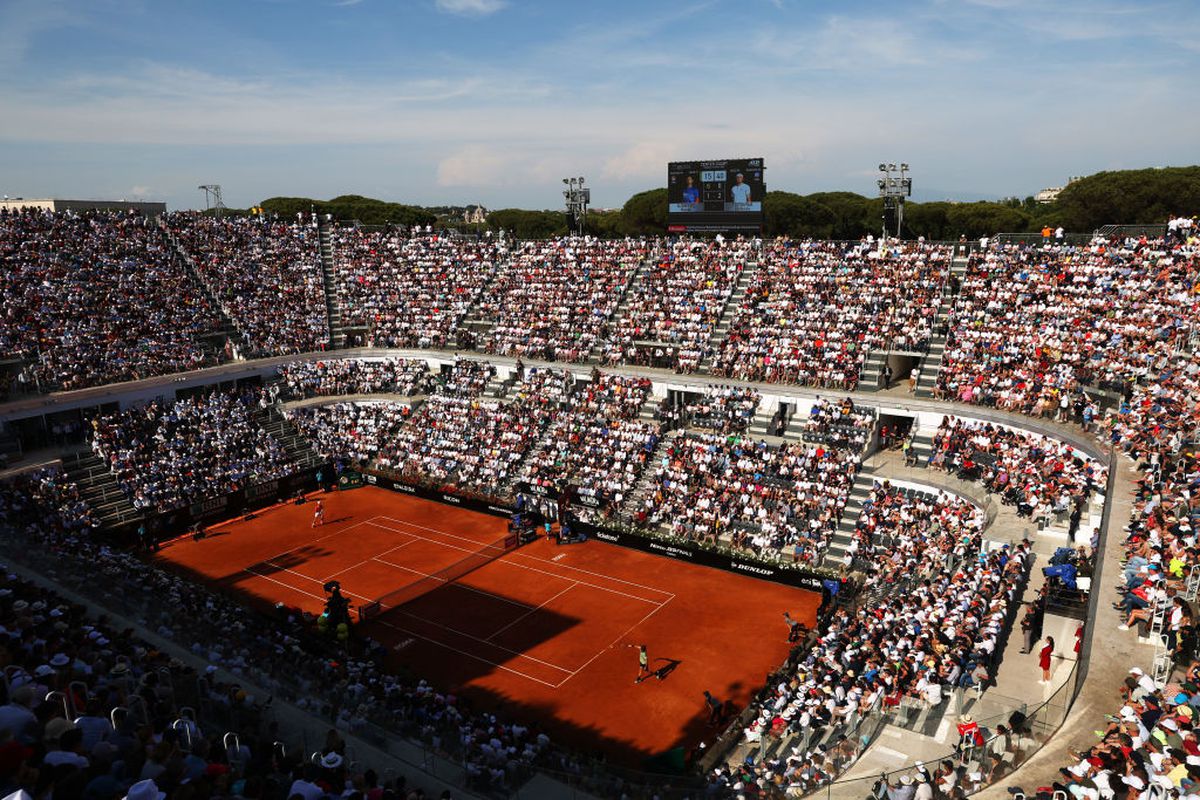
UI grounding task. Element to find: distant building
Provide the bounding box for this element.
[0,198,168,216]
[464,205,488,224]
[1034,176,1082,205]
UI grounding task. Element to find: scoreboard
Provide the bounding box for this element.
[667,157,765,233]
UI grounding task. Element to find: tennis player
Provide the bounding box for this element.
[312,498,325,528]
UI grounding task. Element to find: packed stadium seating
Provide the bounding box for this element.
[928,415,1103,524]
[935,240,1196,410]
[275,358,433,400]
[515,373,660,515]
[711,240,949,389]
[0,209,225,392]
[600,238,752,371]
[480,237,649,362]
[6,217,1200,797]
[331,227,499,349]
[89,388,295,511]
[635,433,858,565]
[166,214,329,356]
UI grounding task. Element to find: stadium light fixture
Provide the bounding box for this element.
[877,162,912,239]
[562,176,589,236]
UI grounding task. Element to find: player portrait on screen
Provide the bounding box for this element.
[729,173,752,205]
[681,175,701,206]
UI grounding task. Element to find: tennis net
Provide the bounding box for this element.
[356,532,518,621]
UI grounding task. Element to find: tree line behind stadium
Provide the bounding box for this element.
[223,165,1200,240]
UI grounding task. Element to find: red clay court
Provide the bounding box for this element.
[155,486,821,764]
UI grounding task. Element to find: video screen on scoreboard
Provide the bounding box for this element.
[667,158,765,232]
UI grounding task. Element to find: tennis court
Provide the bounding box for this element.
[154,486,822,762]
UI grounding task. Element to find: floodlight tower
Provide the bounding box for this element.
[561,177,590,235]
[876,163,912,238]
[198,184,226,217]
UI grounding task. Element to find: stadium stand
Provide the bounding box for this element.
[330,227,500,350]
[711,240,949,389]
[479,237,650,362]
[165,214,330,357]
[600,238,752,372]
[0,209,226,393]
[5,219,1200,797]
[88,388,296,512]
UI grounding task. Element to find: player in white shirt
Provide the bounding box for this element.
[730,173,752,204]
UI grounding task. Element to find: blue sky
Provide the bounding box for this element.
[1,0,1197,211]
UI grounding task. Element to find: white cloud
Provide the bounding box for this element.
[436,146,509,186]
[435,0,507,16]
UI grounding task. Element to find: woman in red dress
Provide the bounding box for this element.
[1039,636,1054,683]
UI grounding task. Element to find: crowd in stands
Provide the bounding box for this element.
[716,527,1029,796]
[842,481,984,575]
[794,398,875,452]
[935,240,1197,413]
[167,214,329,356]
[290,362,570,496]
[516,374,659,514]
[11,225,1200,796]
[286,402,412,469]
[599,238,751,372]
[0,468,571,798]
[712,240,948,389]
[0,209,224,392]
[480,238,649,362]
[636,434,858,564]
[331,228,500,350]
[275,359,433,400]
[927,416,1103,529]
[656,386,761,435]
[1031,660,1200,799]
[89,389,295,512]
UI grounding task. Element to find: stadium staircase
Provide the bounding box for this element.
[622,429,677,517]
[315,219,347,349]
[698,260,759,371]
[858,350,888,392]
[908,427,936,468]
[59,450,140,530]
[483,371,512,399]
[458,260,507,348]
[255,406,324,470]
[587,258,654,364]
[914,253,969,398]
[747,405,785,439]
[821,469,876,566]
[157,221,247,357]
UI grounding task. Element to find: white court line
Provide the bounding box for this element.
[251,516,383,567]
[511,552,676,598]
[387,611,573,673]
[554,596,674,689]
[243,566,371,604]
[320,537,418,583]
[376,620,563,689]
[368,520,666,604]
[493,556,669,605]
[376,515,676,599]
[484,582,578,643]
[376,515,510,548]
[371,557,535,611]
